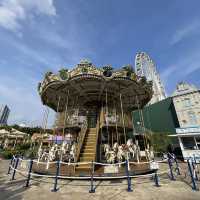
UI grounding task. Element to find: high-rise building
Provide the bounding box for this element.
[0,105,10,125]
[135,52,166,104]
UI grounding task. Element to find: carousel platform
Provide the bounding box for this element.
[32,160,155,179]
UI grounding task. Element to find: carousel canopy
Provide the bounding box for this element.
[38,60,153,111]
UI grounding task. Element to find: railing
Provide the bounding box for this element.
[94,116,100,162]
[100,113,132,129]
[74,120,88,162]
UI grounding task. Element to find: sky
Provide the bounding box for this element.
[0,0,200,127]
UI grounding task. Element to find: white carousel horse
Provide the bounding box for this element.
[103,144,111,158]
[69,143,76,162]
[126,139,135,159]
[37,144,43,162]
[135,140,141,163]
[106,151,116,164]
[104,144,116,163]
[113,142,119,153]
[116,145,128,167]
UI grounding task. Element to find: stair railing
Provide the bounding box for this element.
[94,115,100,161]
[74,120,88,162]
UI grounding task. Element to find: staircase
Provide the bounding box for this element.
[76,128,97,171]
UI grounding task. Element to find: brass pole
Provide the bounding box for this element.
[62,90,69,137]
[120,93,126,144]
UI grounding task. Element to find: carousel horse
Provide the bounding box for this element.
[103,144,111,158]
[106,151,116,164]
[37,144,43,161]
[113,142,119,153]
[104,144,116,163]
[126,139,135,159]
[116,145,127,164]
[61,142,70,155]
[135,140,141,163]
[69,143,76,162]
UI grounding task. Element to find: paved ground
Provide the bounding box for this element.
[0,159,200,200]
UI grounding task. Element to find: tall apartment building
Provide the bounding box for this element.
[0,105,10,125]
[135,52,166,104]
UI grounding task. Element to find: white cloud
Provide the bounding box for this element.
[161,52,200,83]
[0,0,56,32]
[170,21,200,45]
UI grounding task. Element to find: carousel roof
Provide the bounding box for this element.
[38,60,153,111]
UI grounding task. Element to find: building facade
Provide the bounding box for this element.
[135,52,166,104]
[171,82,200,162]
[0,105,10,125]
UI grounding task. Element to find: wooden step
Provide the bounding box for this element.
[80,152,94,157]
[81,149,94,153]
[80,157,94,162]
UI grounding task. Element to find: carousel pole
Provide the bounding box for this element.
[62,90,69,137]
[136,95,147,149]
[106,88,109,145]
[120,93,126,144]
[61,90,69,161]
[54,96,61,136]
[114,100,119,145]
[38,107,49,157]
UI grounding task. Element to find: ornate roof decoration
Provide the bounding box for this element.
[38,60,153,111]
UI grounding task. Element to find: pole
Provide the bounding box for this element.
[11,157,19,181]
[125,160,133,192]
[89,161,95,193]
[25,159,33,187]
[173,154,181,175]
[51,160,60,192]
[154,170,160,187]
[167,156,175,181]
[120,93,126,144]
[191,160,199,181]
[187,159,198,191]
[7,156,14,175]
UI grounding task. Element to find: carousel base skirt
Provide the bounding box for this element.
[32,161,155,179]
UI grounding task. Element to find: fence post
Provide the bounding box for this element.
[25,159,33,187]
[89,161,95,193]
[7,156,14,175]
[154,170,160,187]
[11,157,19,181]
[173,154,181,175]
[167,157,175,180]
[51,160,60,192]
[125,160,133,192]
[191,160,199,181]
[187,159,198,191]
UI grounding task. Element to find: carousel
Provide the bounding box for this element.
[34,59,154,177]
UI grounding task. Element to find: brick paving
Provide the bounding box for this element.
[0,159,200,200]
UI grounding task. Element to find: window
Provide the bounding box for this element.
[188,111,197,125]
[184,98,191,107]
[195,137,200,150]
[181,137,196,150]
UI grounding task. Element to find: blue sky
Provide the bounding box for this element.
[0,0,200,126]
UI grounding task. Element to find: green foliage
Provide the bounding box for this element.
[59,68,69,80]
[0,143,38,159]
[0,125,12,131]
[81,66,88,73]
[150,132,175,153]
